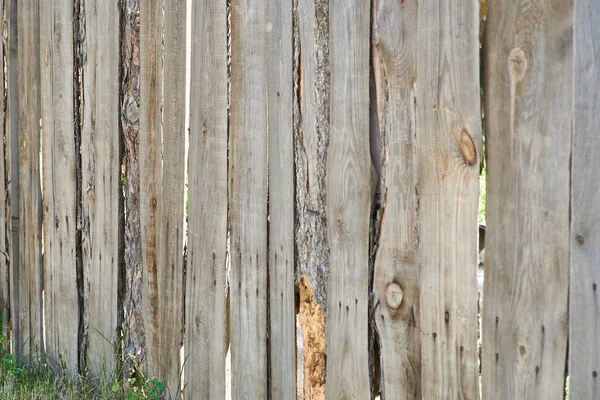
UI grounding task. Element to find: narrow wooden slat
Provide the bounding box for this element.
[139,0,186,394]
[417,2,481,398]
[81,0,120,375]
[229,1,268,397]
[325,1,371,398]
[482,2,571,398]
[17,0,44,362]
[371,1,420,397]
[569,1,599,398]
[184,0,228,396]
[40,0,78,374]
[0,0,8,338]
[267,0,295,398]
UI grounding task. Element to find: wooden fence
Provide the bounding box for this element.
[0,0,597,399]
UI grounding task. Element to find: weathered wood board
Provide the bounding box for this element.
[40,0,79,373]
[417,2,481,399]
[0,0,8,339]
[482,1,571,398]
[184,0,228,397]
[229,1,269,397]
[325,1,371,398]
[371,0,421,397]
[569,1,599,398]
[139,0,186,394]
[81,0,120,375]
[17,0,44,362]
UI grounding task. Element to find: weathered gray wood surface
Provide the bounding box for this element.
[267,1,296,399]
[40,0,79,374]
[325,1,371,398]
[81,0,120,375]
[229,1,269,397]
[184,0,228,397]
[417,2,481,398]
[0,0,8,339]
[371,1,421,398]
[17,0,44,363]
[140,0,186,394]
[569,1,599,398]
[482,2,571,398]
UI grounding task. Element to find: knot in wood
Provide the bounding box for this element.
[459,130,477,166]
[385,282,403,309]
[508,48,527,80]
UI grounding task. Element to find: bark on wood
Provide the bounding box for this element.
[482,2,571,398]
[569,0,599,398]
[40,0,79,374]
[325,1,371,398]
[184,0,228,396]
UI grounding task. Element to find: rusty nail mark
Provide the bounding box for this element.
[460,130,477,166]
[508,47,527,80]
[385,282,403,309]
[575,234,585,246]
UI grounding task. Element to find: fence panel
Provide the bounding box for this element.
[569,1,600,398]
[81,0,121,375]
[40,0,78,374]
[184,0,228,397]
[139,0,186,394]
[325,1,371,398]
[482,2,572,398]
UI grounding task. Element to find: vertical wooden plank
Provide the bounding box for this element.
[229,0,268,397]
[17,0,44,362]
[139,0,186,394]
[417,2,481,399]
[569,1,599,398]
[81,0,120,376]
[0,0,8,338]
[184,0,227,396]
[40,0,79,374]
[371,1,420,397]
[482,2,571,398]
[267,1,295,398]
[325,1,371,398]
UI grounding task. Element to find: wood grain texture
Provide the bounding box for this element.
[0,0,8,338]
[325,1,371,398]
[417,2,481,399]
[17,0,44,362]
[371,0,421,398]
[229,1,269,397]
[184,0,228,397]
[40,0,79,373]
[569,1,599,398]
[267,1,296,398]
[139,0,186,394]
[482,1,571,398]
[81,0,120,376]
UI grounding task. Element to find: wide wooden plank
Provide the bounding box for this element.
[371,1,420,398]
[267,1,295,398]
[229,1,268,397]
[184,0,228,397]
[40,0,79,374]
[482,2,571,398]
[81,0,120,376]
[325,1,371,398]
[139,0,186,395]
[569,1,599,398]
[417,2,481,398]
[17,0,44,363]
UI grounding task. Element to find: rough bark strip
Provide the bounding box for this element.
[184,0,228,396]
[267,0,296,398]
[416,2,481,399]
[229,0,269,397]
[40,0,79,374]
[0,0,9,340]
[81,0,121,377]
[16,0,43,363]
[371,1,421,398]
[482,1,571,399]
[120,0,145,378]
[139,0,186,394]
[569,2,600,397]
[325,1,371,398]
